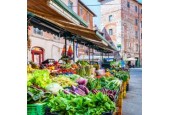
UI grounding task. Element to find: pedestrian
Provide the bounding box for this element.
[120,58,125,69]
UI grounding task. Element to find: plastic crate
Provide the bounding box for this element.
[27,103,46,115]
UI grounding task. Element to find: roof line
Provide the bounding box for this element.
[52,0,88,27]
[78,0,97,17]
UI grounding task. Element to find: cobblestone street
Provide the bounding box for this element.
[122,68,142,115]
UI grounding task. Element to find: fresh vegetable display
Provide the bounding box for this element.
[63,85,90,96]
[114,71,130,82]
[52,76,77,87]
[47,91,116,115]
[76,77,88,86]
[92,88,117,102]
[46,83,63,94]
[76,60,89,66]
[27,58,126,115]
[67,74,80,81]
[27,86,53,104]
[27,70,52,88]
[87,77,121,91]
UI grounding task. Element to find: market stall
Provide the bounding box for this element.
[27,1,131,115]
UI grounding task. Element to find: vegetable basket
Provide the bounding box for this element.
[27,103,46,115]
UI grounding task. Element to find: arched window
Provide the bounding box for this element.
[31,47,44,65]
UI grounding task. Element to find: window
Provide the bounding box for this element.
[141,21,142,28]
[87,13,90,24]
[141,33,142,39]
[109,29,113,35]
[109,15,113,22]
[136,44,139,52]
[135,6,138,12]
[135,19,138,25]
[80,7,83,15]
[127,2,130,8]
[135,31,138,38]
[68,0,73,10]
[33,28,43,36]
[141,9,142,14]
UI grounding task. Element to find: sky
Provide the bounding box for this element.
[81,0,142,29]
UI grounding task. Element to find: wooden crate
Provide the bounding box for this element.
[113,107,122,115]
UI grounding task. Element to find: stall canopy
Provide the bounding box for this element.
[28,0,88,27]
[28,0,118,52]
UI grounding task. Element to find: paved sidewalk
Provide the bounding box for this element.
[122,68,142,115]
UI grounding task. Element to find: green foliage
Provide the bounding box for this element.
[47,91,116,115]
[27,86,53,104]
[28,70,52,88]
[114,71,130,82]
[87,77,121,91]
[76,60,89,66]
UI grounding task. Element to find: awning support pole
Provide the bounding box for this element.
[102,52,103,60]
[73,39,75,62]
[92,48,94,62]
[89,47,90,63]
[65,37,67,56]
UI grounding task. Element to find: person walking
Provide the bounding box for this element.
[120,58,126,69]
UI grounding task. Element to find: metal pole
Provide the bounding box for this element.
[65,37,67,56]
[89,47,90,63]
[102,52,103,60]
[108,53,109,58]
[92,48,94,62]
[73,39,75,62]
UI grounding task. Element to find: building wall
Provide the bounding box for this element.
[121,0,142,65]
[100,0,122,46]
[62,0,78,14]
[77,2,94,29]
[28,26,74,63]
[99,0,142,66]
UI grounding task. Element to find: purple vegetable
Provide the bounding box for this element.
[78,85,90,94]
[75,88,86,96]
[76,78,88,85]
[70,90,79,95]
[113,90,117,95]
[63,90,71,94]
[71,85,77,91]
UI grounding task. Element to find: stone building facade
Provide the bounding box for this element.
[99,0,142,66]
